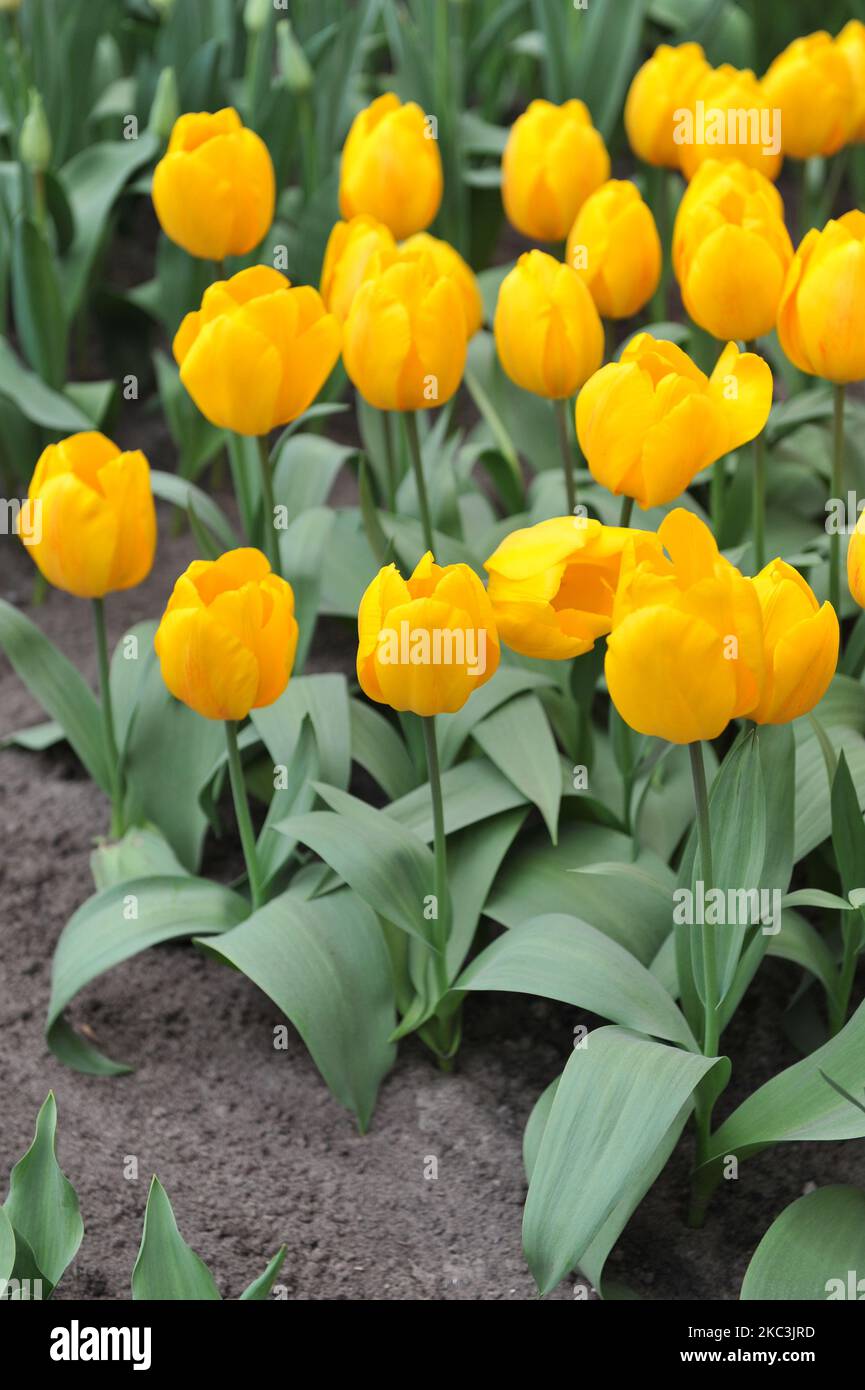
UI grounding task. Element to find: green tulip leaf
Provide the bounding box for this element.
[148,470,238,552]
[239,1246,287,1301]
[0,336,91,432]
[349,699,417,802]
[131,1178,221,1301]
[3,1094,83,1296]
[472,691,562,843]
[385,755,529,839]
[11,215,68,388]
[741,1186,865,1301]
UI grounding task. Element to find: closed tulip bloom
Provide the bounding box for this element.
[400,232,484,337]
[502,99,610,242]
[777,212,865,383]
[836,21,865,142]
[342,247,467,409]
[849,510,865,607]
[624,42,709,168]
[672,160,793,340]
[18,432,155,599]
[763,32,855,159]
[576,335,772,510]
[339,93,442,239]
[152,107,275,261]
[606,509,764,744]
[320,214,396,323]
[495,250,603,399]
[484,516,661,660]
[155,548,298,721]
[677,66,782,182]
[173,266,341,435]
[357,552,499,716]
[566,180,661,319]
[748,560,838,724]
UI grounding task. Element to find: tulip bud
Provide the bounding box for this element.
[155,549,298,721]
[320,214,397,323]
[339,93,443,239]
[502,99,610,242]
[676,65,782,182]
[94,34,123,94]
[848,510,865,607]
[778,212,865,383]
[244,0,270,36]
[837,21,865,143]
[400,232,483,337]
[276,20,313,94]
[576,334,773,510]
[18,432,156,599]
[173,265,341,435]
[20,89,51,174]
[606,510,764,744]
[566,180,661,320]
[763,32,855,160]
[748,560,838,724]
[494,250,603,400]
[357,553,500,716]
[624,42,709,168]
[147,66,179,143]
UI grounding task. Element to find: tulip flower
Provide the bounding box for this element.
[494,250,603,513]
[676,66,782,182]
[777,212,865,609]
[672,160,793,342]
[343,246,468,550]
[155,548,299,908]
[400,232,483,338]
[748,560,838,724]
[848,510,865,608]
[502,99,610,242]
[566,180,661,320]
[339,93,443,239]
[576,335,772,514]
[762,32,855,160]
[174,266,341,574]
[18,432,157,839]
[624,42,710,168]
[320,214,396,323]
[836,22,865,142]
[152,107,275,263]
[484,516,661,660]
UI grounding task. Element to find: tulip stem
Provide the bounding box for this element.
[830,383,846,615]
[689,741,718,1060]
[422,716,450,1006]
[554,397,577,515]
[619,495,634,528]
[224,720,264,914]
[752,429,766,572]
[256,434,281,576]
[405,411,435,555]
[92,598,124,840]
[382,411,398,511]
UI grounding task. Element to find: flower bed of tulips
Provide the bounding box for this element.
[3,0,865,1309]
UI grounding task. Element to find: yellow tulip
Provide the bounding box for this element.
[672,159,793,341]
[849,510,865,607]
[339,93,442,239]
[748,560,838,724]
[566,180,661,320]
[400,232,483,337]
[357,552,499,716]
[484,516,661,660]
[502,99,610,242]
[494,250,603,400]
[173,266,341,435]
[342,246,467,410]
[676,66,782,182]
[576,335,772,510]
[624,42,710,168]
[606,509,764,744]
[154,548,298,721]
[18,432,156,599]
[152,107,275,261]
[320,214,396,323]
[762,32,855,159]
[777,212,865,383]
[836,21,865,142]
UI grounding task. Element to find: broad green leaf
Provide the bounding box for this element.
[573,0,647,140]
[349,699,416,801]
[741,1187,865,1301]
[386,756,528,840]
[197,889,396,1131]
[11,216,67,388]
[149,469,238,551]
[47,877,249,1075]
[445,808,527,981]
[765,910,841,1008]
[132,1178,221,1301]
[456,914,696,1047]
[109,619,157,755]
[279,506,336,671]
[240,1246,287,1300]
[832,751,865,956]
[473,692,561,842]
[0,718,63,752]
[795,677,865,858]
[90,825,188,893]
[0,1206,15,1285]
[0,337,91,430]
[3,1094,83,1294]
[435,667,553,770]
[0,598,110,791]
[524,1028,727,1295]
[272,431,355,514]
[252,674,351,792]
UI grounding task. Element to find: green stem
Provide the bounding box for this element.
[648,164,669,322]
[256,434,281,575]
[92,598,124,839]
[830,920,860,1036]
[297,91,317,199]
[382,410,398,512]
[710,456,725,536]
[224,720,264,913]
[405,411,435,554]
[830,383,845,616]
[422,716,450,1004]
[752,429,766,572]
[689,741,718,1062]
[619,494,635,528]
[554,397,576,515]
